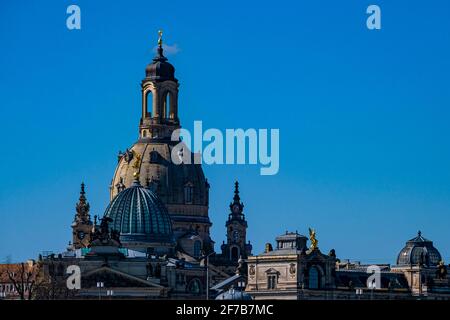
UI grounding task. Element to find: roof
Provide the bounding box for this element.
[259,248,305,256]
[215,288,253,300]
[335,270,410,290]
[210,274,241,291]
[104,180,174,244]
[275,232,307,241]
[396,231,442,267]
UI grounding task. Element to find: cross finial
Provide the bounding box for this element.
[158,29,163,47]
[418,230,422,237]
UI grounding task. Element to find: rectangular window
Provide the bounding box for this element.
[267,275,277,289]
[184,185,193,204]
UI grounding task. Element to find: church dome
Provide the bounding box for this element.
[104,180,174,244]
[396,231,442,267]
[111,141,210,223]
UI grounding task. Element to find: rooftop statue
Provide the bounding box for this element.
[309,228,318,250]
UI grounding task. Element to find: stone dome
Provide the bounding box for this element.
[111,141,210,214]
[396,231,442,267]
[104,179,174,245]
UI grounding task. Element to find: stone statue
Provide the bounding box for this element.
[90,216,121,247]
[329,249,336,258]
[123,148,134,164]
[436,261,448,280]
[236,256,246,275]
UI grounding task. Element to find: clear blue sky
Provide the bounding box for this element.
[0,0,449,264]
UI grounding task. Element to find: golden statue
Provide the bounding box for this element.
[158,29,163,47]
[131,150,142,179]
[309,228,318,250]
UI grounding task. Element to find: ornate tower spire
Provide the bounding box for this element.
[233,181,241,203]
[75,182,90,222]
[140,30,180,140]
[72,182,93,249]
[223,181,252,261]
[229,181,244,219]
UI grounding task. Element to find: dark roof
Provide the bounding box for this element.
[144,46,177,83]
[397,231,442,266]
[396,231,442,267]
[335,270,410,289]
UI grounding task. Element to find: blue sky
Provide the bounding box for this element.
[0,0,449,264]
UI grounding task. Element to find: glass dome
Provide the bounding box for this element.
[396,231,442,267]
[104,180,174,244]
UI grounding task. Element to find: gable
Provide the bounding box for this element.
[82,267,163,288]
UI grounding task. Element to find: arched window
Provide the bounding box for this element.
[144,90,153,118]
[163,92,172,119]
[187,278,202,295]
[149,150,159,163]
[308,266,320,289]
[231,246,239,261]
[193,240,202,258]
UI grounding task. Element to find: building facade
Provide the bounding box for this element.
[245,231,450,300]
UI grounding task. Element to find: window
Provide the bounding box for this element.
[267,275,277,289]
[163,92,172,119]
[145,90,153,117]
[149,150,159,163]
[188,278,202,294]
[193,240,202,258]
[309,266,320,289]
[184,184,193,204]
[230,246,239,261]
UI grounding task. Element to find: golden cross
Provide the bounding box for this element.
[158,29,163,46]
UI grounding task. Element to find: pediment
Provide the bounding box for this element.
[264,268,280,274]
[82,266,163,288]
[305,249,330,261]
